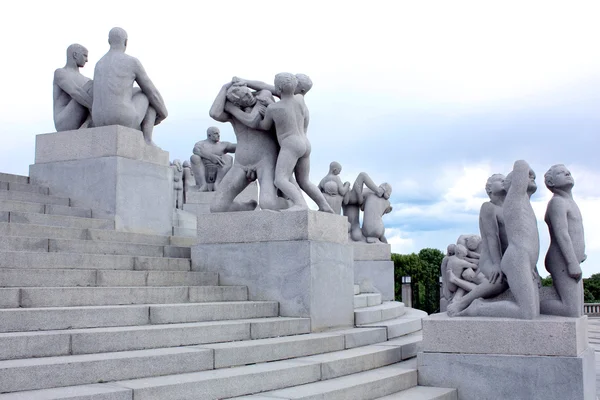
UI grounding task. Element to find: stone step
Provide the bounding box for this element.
[48,238,190,258]
[354,284,360,295]
[8,211,114,230]
[0,251,192,271]
[0,384,131,399]
[0,346,214,393]
[354,301,406,325]
[1,181,49,195]
[0,269,214,288]
[0,301,279,332]
[375,386,458,400]
[358,308,427,339]
[0,286,247,308]
[354,293,383,308]
[229,362,417,400]
[371,332,424,361]
[0,190,69,206]
[0,317,311,360]
[0,222,88,241]
[0,173,29,185]
[0,200,94,218]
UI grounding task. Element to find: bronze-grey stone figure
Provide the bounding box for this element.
[318,162,350,214]
[540,164,586,317]
[53,44,94,131]
[92,27,168,145]
[190,127,235,192]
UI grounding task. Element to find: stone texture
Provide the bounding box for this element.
[333,327,388,349]
[0,331,71,360]
[418,347,596,400]
[0,200,45,214]
[9,211,114,230]
[354,302,406,325]
[0,384,133,400]
[0,268,96,287]
[149,301,279,324]
[30,154,173,236]
[353,242,391,261]
[376,386,457,400]
[7,182,49,195]
[359,308,427,339]
[0,190,69,206]
[0,289,20,308]
[0,173,29,184]
[249,317,311,339]
[193,240,354,332]
[188,286,248,302]
[354,260,395,301]
[196,210,348,245]
[34,126,169,166]
[422,313,588,357]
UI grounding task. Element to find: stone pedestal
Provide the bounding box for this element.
[29,126,173,235]
[183,182,258,217]
[191,210,354,332]
[352,243,394,301]
[417,313,596,400]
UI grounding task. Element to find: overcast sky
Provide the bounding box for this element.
[1,1,598,276]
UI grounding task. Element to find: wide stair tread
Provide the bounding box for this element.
[0,199,100,218]
[0,317,312,359]
[375,386,458,400]
[6,211,114,230]
[0,301,280,332]
[0,190,70,206]
[354,301,406,325]
[359,308,427,339]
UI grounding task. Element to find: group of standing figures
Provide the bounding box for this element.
[442,160,586,319]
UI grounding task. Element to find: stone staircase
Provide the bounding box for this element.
[0,172,457,399]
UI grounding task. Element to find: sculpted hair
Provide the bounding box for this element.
[544,164,565,189]
[295,73,313,94]
[108,27,128,46]
[274,73,298,94]
[66,44,87,60]
[226,86,251,107]
[485,174,505,197]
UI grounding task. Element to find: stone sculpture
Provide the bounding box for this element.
[250,73,333,213]
[540,164,586,317]
[182,160,194,204]
[208,81,286,212]
[53,44,94,131]
[92,27,168,145]
[361,183,393,243]
[445,244,486,299]
[451,160,540,319]
[318,162,350,214]
[190,127,235,192]
[343,172,385,242]
[171,159,184,210]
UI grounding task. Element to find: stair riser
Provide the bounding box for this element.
[4,182,49,195]
[0,173,29,184]
[0,348,213,393]
[9,211,114,230]
[151,302,279,324]
[0,191,69,206]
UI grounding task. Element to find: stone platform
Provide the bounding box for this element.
[29,126,174,235]
[418,313,596,400]
[192,210,354,332]
[183,181,258,217]
[353,242,394,301]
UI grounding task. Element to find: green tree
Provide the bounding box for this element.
[392,248,444,314]
[584,274,600,303]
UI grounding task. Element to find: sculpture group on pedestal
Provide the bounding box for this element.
[52,27,168,145]
[318,165,393,244]
[443,160,586,319]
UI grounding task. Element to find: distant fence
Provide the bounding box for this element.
[584,303,600,315]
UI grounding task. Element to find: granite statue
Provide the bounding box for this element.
[53,44,94,131]
[190,127,235,192]
[447,174,509,316]
[92,27,168,145]
[171,159,184,210]
[453,160,541,319]
[456,234,482,265]
[318,161,350,214]
[208,81,285,212]
[444,244,486,301]
[343,172,385,242]
[182,160,194,204]
[361,182,393,243]
[540,164,586,317]
[250,73,333,213]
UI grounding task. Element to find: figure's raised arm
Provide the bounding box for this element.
[209,83,233,123]
[508,160,531,194]
[133,59,168,123]
[224,102,262,128]
[233,77,280,98]
[54,69,93,109]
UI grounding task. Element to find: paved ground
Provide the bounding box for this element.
[587,318,600,395]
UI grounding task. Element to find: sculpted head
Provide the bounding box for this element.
[295,74,313,95]
[465,235,481,252]
[226,85,257,108]
[545,164,574,192]
[206,126,220,143]
[329,161,342,175]
[66,44,88,68]
[108,27,128,50]
[172,159,182,171]
[503,169,537,196]
[447,243,456,256]
[274,73,298,95]
[379,183,392,200]
[182,160,190,168]
[485,174,506,199]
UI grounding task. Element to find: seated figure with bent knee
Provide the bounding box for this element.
[92,27,168,145]
[190,127,235,192]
